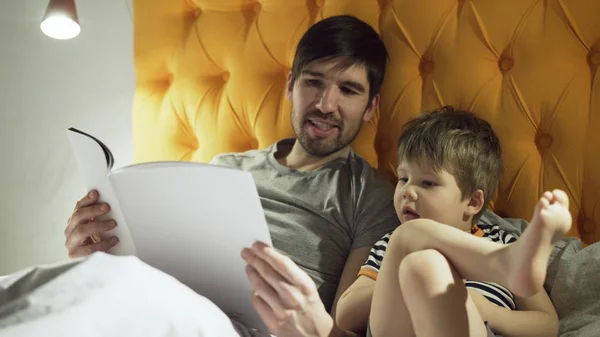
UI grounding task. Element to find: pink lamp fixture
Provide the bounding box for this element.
[40,0,80,40]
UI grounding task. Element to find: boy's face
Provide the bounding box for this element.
[394,160,476,231]
[286,58,378,157]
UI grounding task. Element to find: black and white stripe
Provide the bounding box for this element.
[465,280,516,310]
[478,223,518,244]
[363,232,391,273]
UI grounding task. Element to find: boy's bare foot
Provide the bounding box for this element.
[507,189,572,297]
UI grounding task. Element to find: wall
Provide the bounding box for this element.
[0,0,134,275]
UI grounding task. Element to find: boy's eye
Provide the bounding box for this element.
[398,177,408,183]
[422,180,436,187]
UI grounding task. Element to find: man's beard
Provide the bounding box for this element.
[292,109,364,157]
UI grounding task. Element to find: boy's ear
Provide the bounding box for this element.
[465,189,485,217]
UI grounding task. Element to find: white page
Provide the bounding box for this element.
[66,130,136,256]
[109,162,272,334]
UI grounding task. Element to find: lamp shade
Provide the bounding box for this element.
[40,0,80,40]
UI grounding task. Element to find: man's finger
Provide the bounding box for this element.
[68,236,119,259]
[73,190,97,209]
[246,264,294,319]
[243,248,312,311]
[250,242,316,295]
[65,220,117,251]
[64,202,111,238]
[65,190,101,237]
[251,292,281,334]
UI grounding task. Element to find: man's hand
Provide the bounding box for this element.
[64,190,119,258]
[241,242,340,337]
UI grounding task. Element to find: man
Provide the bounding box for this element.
[64,15,398,336]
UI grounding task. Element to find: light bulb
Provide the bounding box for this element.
[40,0,80,40]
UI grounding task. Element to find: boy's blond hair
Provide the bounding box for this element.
[397,106,502,222]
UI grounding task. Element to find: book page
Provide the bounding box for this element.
[109,162,271,334]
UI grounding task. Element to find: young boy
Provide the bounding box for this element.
[335,106,571,337]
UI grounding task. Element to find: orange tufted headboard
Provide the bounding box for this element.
[132,0,600,245]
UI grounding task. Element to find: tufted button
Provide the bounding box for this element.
[253,3,262,13]
[419,59,434,74]
[221,72,230,82]
[316,0,325,7]
[499,57,514,71]
[167,74,174,84]
[589,51,600,67]
[193,8,202,17]
[250,140,259,148]
[583,219,595,233]
[537,133,553,148]
[379,139,392,152]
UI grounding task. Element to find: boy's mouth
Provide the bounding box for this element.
[402,207,420,221]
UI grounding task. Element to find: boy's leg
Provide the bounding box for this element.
[368,230,416,337]
[400,250,489,337]
[368,249,489,337]
[389,190,571,297]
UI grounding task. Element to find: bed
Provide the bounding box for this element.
[1,0,599,336]
[131,0,600,335]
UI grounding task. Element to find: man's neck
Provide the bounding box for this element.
[276,140,350,171]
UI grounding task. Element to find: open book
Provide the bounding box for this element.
[66,127,272,334]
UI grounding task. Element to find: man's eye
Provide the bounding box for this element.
[340,87,357,95]
[306,79,321,87]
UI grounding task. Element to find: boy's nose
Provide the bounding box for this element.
[402,185,417,201]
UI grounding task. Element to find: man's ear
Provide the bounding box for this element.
[465,189,485,217]
[286,71,294,101]
[363,94,379,122]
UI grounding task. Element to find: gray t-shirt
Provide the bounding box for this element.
[211,138,399,311]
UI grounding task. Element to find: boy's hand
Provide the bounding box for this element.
[467,288,498,324]
[241,242,335,337]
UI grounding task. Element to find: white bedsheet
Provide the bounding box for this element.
[0,253,255,337]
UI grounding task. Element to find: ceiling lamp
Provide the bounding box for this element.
[40,0,80,40]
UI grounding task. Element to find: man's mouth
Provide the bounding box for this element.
[307,119,337,131]
[305,118,339,137]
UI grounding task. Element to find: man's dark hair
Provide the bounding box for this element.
[291,15,388,104]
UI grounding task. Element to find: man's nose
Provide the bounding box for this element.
[315,86,339,113]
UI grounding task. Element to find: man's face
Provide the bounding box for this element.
[286,58,378,157]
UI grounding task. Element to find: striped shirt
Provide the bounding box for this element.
[359,224,518,310]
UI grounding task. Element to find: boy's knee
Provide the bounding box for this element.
[389,219,439,252]
[398,249,447,286]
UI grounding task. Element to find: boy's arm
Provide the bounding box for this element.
[334,275,376,334]
[469,288,558,337]
[330,246,372,318]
